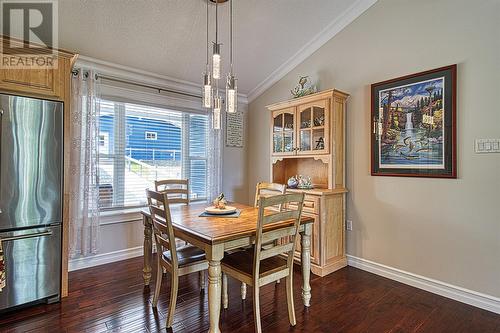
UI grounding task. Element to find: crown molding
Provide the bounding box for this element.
[75,55,249,105]
[247,0,378,103]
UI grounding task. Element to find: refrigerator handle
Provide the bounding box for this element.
[1,230,53,242]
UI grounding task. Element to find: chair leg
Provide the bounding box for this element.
[222,273,228,309]
[152,258,163,307]
[286,275,296,326]
[166,273,179,328]
[240,282,247,300]
[253,285,262,333]
[199,270,205,291]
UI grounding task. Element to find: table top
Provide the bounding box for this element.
[141,202,313,245]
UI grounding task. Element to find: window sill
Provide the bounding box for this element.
[99,207,144,226]
[98,200,208,226]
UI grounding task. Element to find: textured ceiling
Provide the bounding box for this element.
[59,0,356,95]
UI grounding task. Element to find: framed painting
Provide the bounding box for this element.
[371,65,457,178]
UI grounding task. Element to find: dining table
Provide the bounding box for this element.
[140,201,314,333]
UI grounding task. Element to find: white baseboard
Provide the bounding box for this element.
[69,246,144,272]
[347,255,500,314]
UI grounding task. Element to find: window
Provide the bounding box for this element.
[98,100,209,209]
[98,132,109,154]
[145,131,157,141]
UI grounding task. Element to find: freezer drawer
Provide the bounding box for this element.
[0,225,61,311]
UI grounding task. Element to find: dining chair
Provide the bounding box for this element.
[254,182,286,208]
[155,178,193,251]
[237,182,287,300]
[146,189,208,328]
[221,193,305,333]
[155,179,189,204]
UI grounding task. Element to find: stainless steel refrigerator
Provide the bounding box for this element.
[0,93,63,311]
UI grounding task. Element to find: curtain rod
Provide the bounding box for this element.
[71,69,202,100]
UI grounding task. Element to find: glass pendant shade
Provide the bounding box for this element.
[212,43,221,79]
[202,72,212,108]
[226,74,237,113]
[213,95,221,129]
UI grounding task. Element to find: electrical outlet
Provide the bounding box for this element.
[346,220,353,231]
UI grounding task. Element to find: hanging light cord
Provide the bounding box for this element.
[230,0,233,72]
[206,0,209,66]
[215,0,218,44]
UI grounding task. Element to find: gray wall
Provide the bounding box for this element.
[248,0,500,297]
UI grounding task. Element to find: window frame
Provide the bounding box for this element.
[144,131,157,141]
[98,99,209,212]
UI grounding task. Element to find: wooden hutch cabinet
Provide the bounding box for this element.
[267,89,349,277]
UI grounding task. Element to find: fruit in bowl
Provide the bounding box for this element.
[213,193,227,209]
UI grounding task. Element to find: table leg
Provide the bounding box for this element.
[207,244,224,333]
[300,224,312,307]
[142,214,153,286]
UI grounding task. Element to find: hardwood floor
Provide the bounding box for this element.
[0,256,498,333]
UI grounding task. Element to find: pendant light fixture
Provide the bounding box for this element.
[203,0,238,129]
[212,0,221,80]
[202,0,212,108]
[225,0,237,113]
[213,91,221,129]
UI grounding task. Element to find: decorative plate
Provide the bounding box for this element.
[204,206,237,215]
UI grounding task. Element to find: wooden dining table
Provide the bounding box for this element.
[141,202,314,333]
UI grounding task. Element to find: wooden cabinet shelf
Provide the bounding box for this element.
[267,89,349,277]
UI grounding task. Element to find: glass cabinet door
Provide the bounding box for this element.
[272,109,295,155]
[297,100,329,154]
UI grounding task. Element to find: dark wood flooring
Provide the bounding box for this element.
[0,256,499,333]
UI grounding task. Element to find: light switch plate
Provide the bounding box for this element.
[475,139,500,153]
[346,220,353,231]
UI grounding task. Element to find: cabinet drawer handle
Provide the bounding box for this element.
[303,201,315,208]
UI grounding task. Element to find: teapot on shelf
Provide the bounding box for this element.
[287,175,313,189]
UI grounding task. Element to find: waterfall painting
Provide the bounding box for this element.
[371,65,457,178]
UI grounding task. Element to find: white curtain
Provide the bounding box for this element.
[207,111,223,202]
[69,69,100,258]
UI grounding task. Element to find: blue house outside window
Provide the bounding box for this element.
[98,100,208,209]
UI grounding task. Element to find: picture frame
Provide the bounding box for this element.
[371,65,457,178]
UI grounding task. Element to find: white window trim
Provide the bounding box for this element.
[99,207,143,225]
[98,100,209,218]
[145,131,157,141]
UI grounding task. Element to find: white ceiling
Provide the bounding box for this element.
[59,0,374,99]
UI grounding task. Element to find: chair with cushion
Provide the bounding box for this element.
[221,193,305,333]
[146,189,208,328]
[236,182,287,300]
[155,178,193,251]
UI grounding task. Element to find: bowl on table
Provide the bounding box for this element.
[204,206,237,215]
